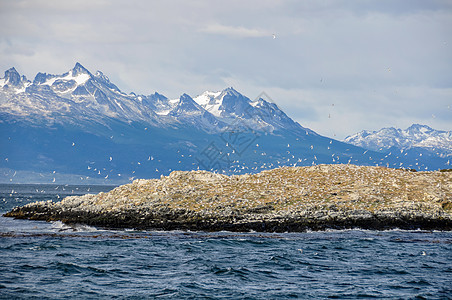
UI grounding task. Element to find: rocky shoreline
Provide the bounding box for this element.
[5,165,452,232]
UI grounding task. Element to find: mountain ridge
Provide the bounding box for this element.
[1,63,450,184]
[344,124,452,157]
[0,63,313,136]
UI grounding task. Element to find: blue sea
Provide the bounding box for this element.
[0,184,451,299]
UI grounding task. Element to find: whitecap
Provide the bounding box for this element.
[51,221,100,232]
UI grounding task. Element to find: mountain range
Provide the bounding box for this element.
[1,63,450,184]
[345,125,451,169]
[345,124,451,155]
[0,63,312,136]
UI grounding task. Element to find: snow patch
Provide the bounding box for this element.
[41,73,90,87]
[194,90,221,106]
[194,91,224,117]
[13,81,32,94]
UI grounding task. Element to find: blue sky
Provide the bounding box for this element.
[0,0,451,139]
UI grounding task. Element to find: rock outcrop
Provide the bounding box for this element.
[5,165,452,232]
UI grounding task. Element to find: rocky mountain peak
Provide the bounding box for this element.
[180,93,192,101]
[151,92,168,101]
[72,62,91,77]
[94,70,109,82]
[33,72,49,84]
[174,93,201,112]
[3,67,22,86]
[406,124,435,135]
[220,87,242,99]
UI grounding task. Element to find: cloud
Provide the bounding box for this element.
[200,23,272,38]
[0,0,451,139]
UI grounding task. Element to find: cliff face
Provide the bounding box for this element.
[5,165,452,232]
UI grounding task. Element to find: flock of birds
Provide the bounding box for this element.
[3,131,436,184]
[4,102,446,185]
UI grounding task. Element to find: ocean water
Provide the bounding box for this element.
[1,184,451,299]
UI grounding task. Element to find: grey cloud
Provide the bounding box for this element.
[200,24,272,38]
[0,0,450,138]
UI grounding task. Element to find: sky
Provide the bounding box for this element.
[0,0,451,139]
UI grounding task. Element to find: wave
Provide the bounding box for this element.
[50,221,101,233]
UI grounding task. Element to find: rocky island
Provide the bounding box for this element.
[5,165,452,232]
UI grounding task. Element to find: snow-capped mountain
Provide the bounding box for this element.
[0,63,162,127]
[0,67,30,91]
[0,63,312,136]
[344,124,452,157]
[1,63,449,184]
[194,88,315,136]
[164,94,226,131]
